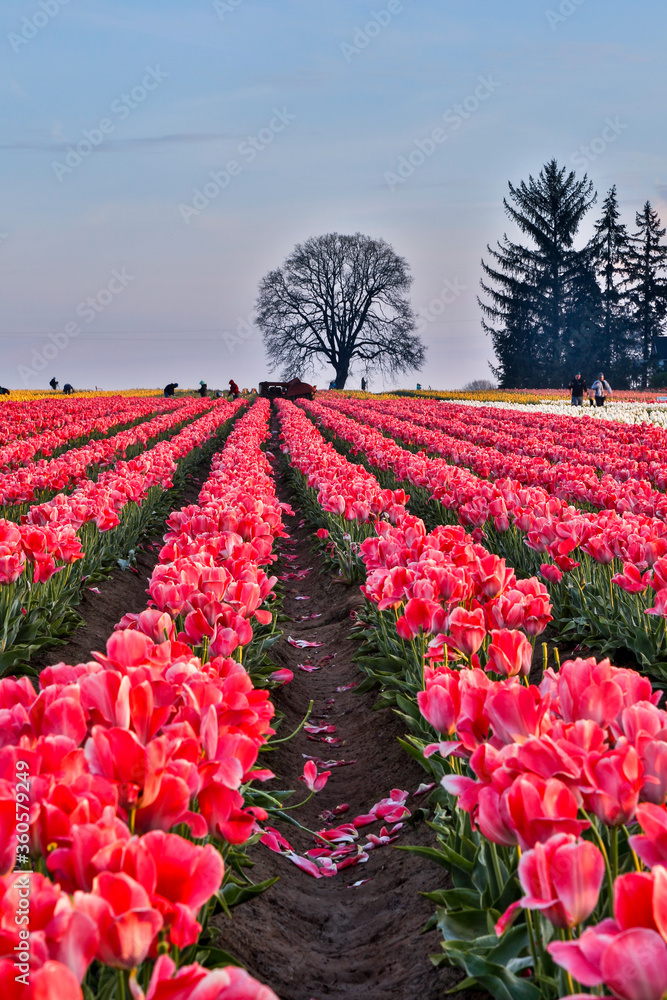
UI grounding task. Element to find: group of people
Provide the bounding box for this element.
[163,379,240,399]
[49,378,75,395]
[568,372,613,407]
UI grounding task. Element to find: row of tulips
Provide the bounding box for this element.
[0,396,181,475]
[305,397,667,681]
[0,400,244,674]
[323,395,667,524]
[0,399,285,1000]
[274,397,408,580]
[371,395,667,487]
[279,399,667,1000]
[0,397,211,510]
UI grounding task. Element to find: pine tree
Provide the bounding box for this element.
[480,160,597,387]
[561,251,604,377]
[622,202,667,388]
[588,186,631,385]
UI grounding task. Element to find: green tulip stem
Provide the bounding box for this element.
[610,826,619,881]
[524,910,541,981]
[582,810,614,916]
[269,700,314,744]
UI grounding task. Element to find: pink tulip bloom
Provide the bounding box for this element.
[500,774,589,850]
[540,562,563,585]
[629,802,667,867]
[646,587,667,618]
[612,562,650,594]
[128,954,280,1000]
[74,872,163,970]
[583,744,643,827]
[549,924,667,1000]
[417,672,461,735]
[447,606,486,657]
[486,629,533,678]
[485,682,551,745]
[496,833,604,933]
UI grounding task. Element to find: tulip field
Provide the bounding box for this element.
[2,392,667,1000]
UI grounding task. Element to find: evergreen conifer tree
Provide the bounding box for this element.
[621,201,667,388]
[589,186,631,384]
[480,159,597,387]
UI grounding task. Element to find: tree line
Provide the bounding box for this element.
[480,159,667,388]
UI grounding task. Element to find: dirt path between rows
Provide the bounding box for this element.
[215,429,485,1000]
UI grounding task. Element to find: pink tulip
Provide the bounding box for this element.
[550,925,667,1000]
[128,954,280,1000]
[486,629,533,678]
[447,607,486,656]
[500,774,589,850]
[583,744,643,827]
[485,682,551,745]
[629,802,667,867]
[75,872,163,970]
[557,656,627,728]
[417,671,461,735]
[540,562,563,584]
[496,833,604,932]
[612,562,650,594]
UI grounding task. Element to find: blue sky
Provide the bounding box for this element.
[1,0,665,390]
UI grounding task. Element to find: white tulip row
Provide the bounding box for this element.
[448,397,667,427]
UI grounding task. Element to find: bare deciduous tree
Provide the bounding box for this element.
[256,232,425,388]
[462,379,496,390]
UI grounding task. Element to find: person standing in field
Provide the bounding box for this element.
[568,372,587,406]
[198,381,208,397]
[228,379,239,399]
[590,372,612,407]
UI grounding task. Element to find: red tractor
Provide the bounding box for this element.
[258,378,316,401]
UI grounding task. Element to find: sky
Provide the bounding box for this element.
[1,0,666,391]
